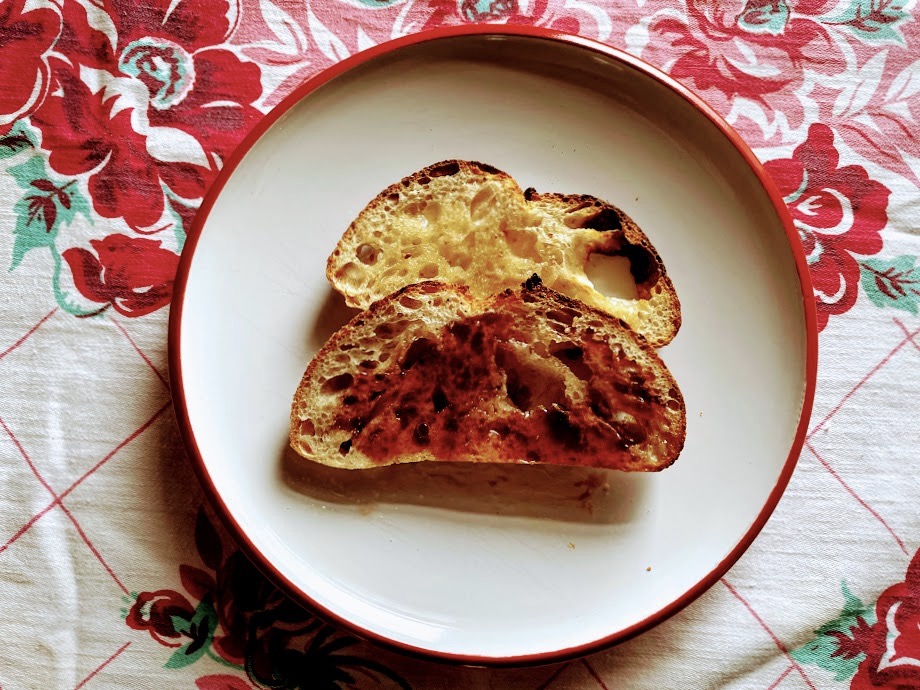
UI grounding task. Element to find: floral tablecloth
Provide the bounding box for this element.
[2,0,920,687]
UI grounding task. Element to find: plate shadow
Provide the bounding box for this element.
[280,442,648,525]
[308,287,360,352]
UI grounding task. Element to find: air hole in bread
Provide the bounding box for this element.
[585,253,638,301]
[550,343,592,381]
[404,201,424,215]
[566,201,596,214]
[297,419,315,436]
[469,184,497,222]
[438,244,472,270]
[545,308,578,326]
[399,295,423,310]
[427,161,461,177]
[359,359,377,370]
[423,202,441,223]
[413,422,430,445]
[432,386,449,412]
[335,262,363,290]
[501,224,541,262]
[489,422,510,438]
[356,243,378,265]
[419,264,439,279]
[339,439,352,455]
[582,208,623,232]
[374,320,409,340]
[321,373,353,394]
[611,410,647,446]
[588,388,612,421]
[546,406,585,449]
[401,338,438,371]
[495,343,565,412]
[387,192,400,203]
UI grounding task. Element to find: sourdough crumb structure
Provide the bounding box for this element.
[327,160,681,347]
[290,278,686,471]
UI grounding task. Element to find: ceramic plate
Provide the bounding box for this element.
[170,26,817,665]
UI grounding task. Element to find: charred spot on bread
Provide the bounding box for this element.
[621,243,659,288]
[472,161,502,175]
[582,207,623,232]
[427,161,462,178]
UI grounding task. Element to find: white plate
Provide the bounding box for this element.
[171,27,817,665]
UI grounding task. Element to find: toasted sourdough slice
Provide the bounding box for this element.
[290,277,686,471]
[327,160,681,347]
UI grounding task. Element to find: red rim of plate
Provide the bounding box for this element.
[168,25,818,668]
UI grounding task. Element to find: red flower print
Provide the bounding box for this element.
[127,589,195,647]
[0,0,60,132]
[764,124,889,331]
[196,676,255,690]
[31,0,262,229]
[62,234,180,317]
[639,0,843,117]
[418,0,583,34]
[850,549,920,689]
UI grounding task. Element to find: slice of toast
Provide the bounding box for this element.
[326,161,681,347]
[290,277,686,471]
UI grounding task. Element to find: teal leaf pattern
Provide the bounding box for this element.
[739,0,790,36]
[821,0,911,44]
[860,255,920,315]
[8,156,90,271]
[0,121,34,160]
[791,582,876,682]
[165,599,218,670]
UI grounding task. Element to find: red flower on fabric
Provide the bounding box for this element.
[31,0,261,229]
[62,234,180,317]
[196,676,255,690]
[850,549,920,689]
[0,0,60,132]
[126,589,195,647]
[640,0,842,104]
[764,124,889,331]
[418,0,582,35]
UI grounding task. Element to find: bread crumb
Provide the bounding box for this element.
[568,542,576,550]
[699,411,703,417]
[646,566,652,572]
